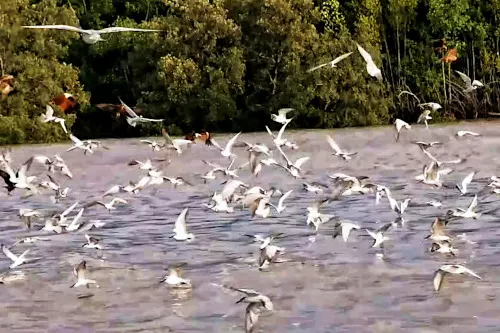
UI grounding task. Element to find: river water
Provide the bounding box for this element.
[1,121,500,332]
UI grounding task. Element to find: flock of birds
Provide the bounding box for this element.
[1,21,491,332]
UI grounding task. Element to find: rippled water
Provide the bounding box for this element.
[1,121,500,332]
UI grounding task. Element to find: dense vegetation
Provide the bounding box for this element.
[1,0,499,143]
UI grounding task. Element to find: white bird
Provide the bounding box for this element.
[426,200,442,208]
[118,98,163,127]
[418,102,442,111]
[332,221,360,242]
[430,240,457,256]
[41,105,67,133]
[366,223,392,248]
[213,132,242,159]
[302,182,326,194]
[417,110,432,128]
[222,179,248,202]
[394,119,411,142]
[307,52,353,72]
[424,217,450,242]
[456,130,480,137]
[258,237,285,270]
[271,108,293,124]
[54,155,73,179]
[275,144,310,178]
[82,234,103,250]
[386,193,410,217]
[449,194,481,219]
[70,261,98,288]
[306,199,334,231]
[275,190,293,213]
[19,208,40,228]
[161,129,193,154]
[326,135,357,160]
[172,208,194,241]
[455,70,484,93]
[160,265,191,288]
[356,43,382,81]
[84,197,128,211]
[42,219,64,234]
[67,134,93,155]
[205,192,234,213]
[22,25,162,45]
[1,244,30,269]
[456,171,476,195]
[433,264,481,292]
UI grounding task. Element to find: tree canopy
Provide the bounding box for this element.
[0,0,498,143]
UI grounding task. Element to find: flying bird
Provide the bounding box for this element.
[394,119,411,142]
[22,25,163,45]
[41,105,68,133]
[307,52,353,72]
[326,134,357,160]
[356,43,382,81]
[455,70,484,93]
[433,264,481,292]
[270,108,293,125]
[417,110,432,128]
[119,98,163,127]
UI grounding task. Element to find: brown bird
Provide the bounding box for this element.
[184,133,196,142]
[0,75,14,96]
[96,103,143,118]
[441,48,458,64]
[53,93,77,112]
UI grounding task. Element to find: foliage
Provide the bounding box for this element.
[1,0,500,143]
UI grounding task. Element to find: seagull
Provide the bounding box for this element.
[433,264,481,292]
[430,240,456,256]
[53,155,73,179]
[41,105,67,133]
[1,244,30,269]
[212,132,242,159]
[332,221,360,242]
[456,171,476,195]
[82,234,103,250]
[52,201,79,226]
[394,119,411,142]
[41,219,64,234]
[275,144,310,178]
[449,195,480,219]
[1,156,37,191]
[245,142,272,156]
[22,25,163,45]
[160,265,191,288]
[140,139,164,152]
[222,179,248,202]
[258,237,285,270]
[302,182,327,194]
[307,52,353,72]
[70,261,98,288]
[425,218,450,241]
[271,108,293,124]
[386,193,410,217]
[214,284,273,333]
[455,70,484,93]
[84,197,128,211]
[417,110,432,128]
[248,195,275,218]
[65,208,85,232]
[275,190,293,213]
[128,158,158,171]
[265,121,294,148]
[67,134,93,155]
[205,192,234,213]
[456,130,480,137]
[119,98,163,127]
[161,129,193,154]
[426,200,442,208]
[366,223,392,248]
[326,135,357,160]
[412,141,442,150]
[306,199,335,231]
[418,102,442,111]
[163,176,192,188]
[172,208,194,241]
[356,43,382,81]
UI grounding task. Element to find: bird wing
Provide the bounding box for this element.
[17,157,34,181]
[307,62,329,72]
[209,138,223,151]
[225,132,242,152]
[174,208,189,233]
[293,156,310,170]
[112,198,128,205]
[326,135,342,154]
[467,195,478,212]
[75,261,87,280]
[462,171,475,188]
[331,52,353,66]
[34,155,50,164]
[278,189,293,208]
[140,140,153,144]
[249,151,260,174]
[62,201,79,217]
[70,134,82,145]
[98,27,162,34]
[275,143,292,166]
[377,223,392,233]
[1,244,18,262]
[455,70,472,87]
[172,139,193,146]
[59,120,68,133]
[118,98,138,118]
[433,269,445,291]
[45,105,54,118]
[276,120,290,140]
[278,108,293,117]
[264,126,276,139]
[356,43,375,66]
[22,25,86,34]
[84,201,105,209]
